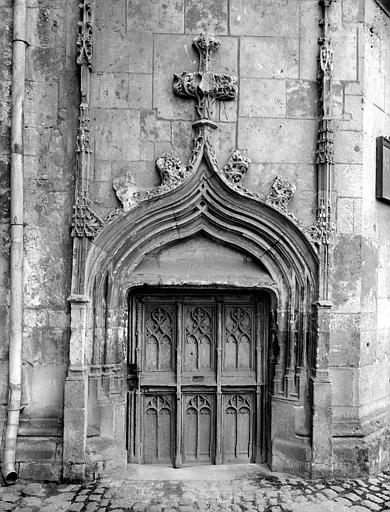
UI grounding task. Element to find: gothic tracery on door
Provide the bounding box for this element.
[127,290,269,467]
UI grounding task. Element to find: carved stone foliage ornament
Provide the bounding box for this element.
[113,154,191,212]
[306,200,335,246]
[76,1,93,69]
[266,176,297,222]
[220,150,251,186]
[71,194,104,240]
[174,34,237,121]
[112,172,138,212]
[109,34,302,236]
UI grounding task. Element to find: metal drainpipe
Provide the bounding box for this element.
[2,0,27,485]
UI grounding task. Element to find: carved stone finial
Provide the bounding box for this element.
[193,34,221,73]
[76,1,93,69]
[220,150,251,187]
[71,194,104,240]
[113,172,138,212]
[173,33,238,122]
[266,176,297,222]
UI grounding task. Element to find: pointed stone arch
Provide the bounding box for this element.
[63,149,322,478]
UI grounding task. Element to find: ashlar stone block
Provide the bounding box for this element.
[91,73,152,110]
[240,78,286,118]
[93,109,140,161]
[30,365,67,416]
[91,73,129,109]
[330,367,359,407]
[359,363,390,404]
[127,31,153,73]
[127,0,184,33]
[286,80,317,119]
[238,118,316,163]
[94,27,129,73]
[185,0,228,35]
[329,329,360,367]
[25,47,65,82]
[337,197,355,235]
[364,57,385,111]
[141,109,170,142]
[333,26,358,82]
[171,120,193,164]
[230,0,299,37]
[338,94,363,131]
[240,37,299,79]
[93,159,111,182]
[334,130,363,165]
[95,0,126,34]
[332,235,362,313]
[299,1,321,81]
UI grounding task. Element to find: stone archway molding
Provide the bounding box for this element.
[64,130,323,479]
[64,27,333,480]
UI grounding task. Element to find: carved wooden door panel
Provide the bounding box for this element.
[183,394,214,464]
[128,291,268,466]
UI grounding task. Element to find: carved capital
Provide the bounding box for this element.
[266,176,297,222]
[71,194,104,240]
[76,1,93,69]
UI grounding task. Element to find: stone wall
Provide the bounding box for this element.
[0,0,78,480]
[330,0,390,475]
[1,0,390,481]
[89,0,319,228]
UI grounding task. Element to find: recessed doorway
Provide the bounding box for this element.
[127,289,270,467]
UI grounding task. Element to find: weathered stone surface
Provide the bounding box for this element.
[1,0,390,486]
[240,78,286,118]
[238,118,316,163]
[185,0,228,35]
[240,37,299,79]
[230,0,299,37]
[92,109,140,161]
[286,79,317,119]
[127,0,184,33]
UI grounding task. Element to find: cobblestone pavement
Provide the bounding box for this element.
[2,465,390,512]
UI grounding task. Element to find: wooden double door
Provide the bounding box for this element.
[128,290,269,466]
